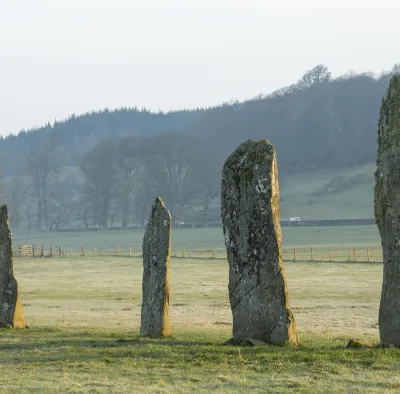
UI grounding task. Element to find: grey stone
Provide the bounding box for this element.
[0,205,25,328]
[375,75,400,346]
[221,140,298,345]
[140,197,171,338]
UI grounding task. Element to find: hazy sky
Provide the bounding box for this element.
[1,0,399,136]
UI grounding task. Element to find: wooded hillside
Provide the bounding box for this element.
[1,64,398,230]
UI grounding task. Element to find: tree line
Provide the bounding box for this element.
[0,132,221,231]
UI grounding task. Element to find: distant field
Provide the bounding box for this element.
[2,256,398,392]
[279,163,375,220]
[198,162,376,222]
[13,225,381,249]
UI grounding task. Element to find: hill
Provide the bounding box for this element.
[2,161,375,232]
[187,162,375,224]
[279,162,375,220]
[0,65,398,179]
[0,108,204,177]
[1,64,398,230]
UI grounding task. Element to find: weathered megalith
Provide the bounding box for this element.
[221,140,298,345]
[375,75,400,345]
[0,205,25,328]
[140,197,171,338]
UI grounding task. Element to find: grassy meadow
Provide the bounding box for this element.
[2,224,397,393]
[279,163,376,220]
[13,224,383,264]
[12,224,381,251]
[2,231,399,392]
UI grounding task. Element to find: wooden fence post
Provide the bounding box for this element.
[310,247,314,261]
[367,249,370,262]
[32,244,35,257]
[293,247,296,262]
[212,246,215,259]
[41,245,44,257]
[50,245,53,258]
[348,249,351,261]
[183,247,185,258]
[129,246,132,257]
[329,248,332,262]
[353,248,356,262]
[82,246,85,256]
[116,245,119,256]
[93,246,96,257]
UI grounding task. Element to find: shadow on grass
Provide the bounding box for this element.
[1,328,398,370]
[0,332,400,371]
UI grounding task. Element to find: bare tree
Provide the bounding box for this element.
[144,133,201,226]
[80,139,119,230]
[1,177,29,230]
[26,136,60,230]
[115,137,145,229]
[298,64,331,88]
[190,145,221,227]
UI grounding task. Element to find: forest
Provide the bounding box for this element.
[0,64,399,231]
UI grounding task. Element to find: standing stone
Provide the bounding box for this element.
[375,75,400,345]
[221,140,298,345]
[140,197,171,338]
[0,205,25,328]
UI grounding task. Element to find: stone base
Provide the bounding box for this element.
[224,338,267,347]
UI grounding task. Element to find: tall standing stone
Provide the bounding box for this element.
[140,197,171,338]
[0,205,25,328]
[221,140,298,345]
[375,75,400,345]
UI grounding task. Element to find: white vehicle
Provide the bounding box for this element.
[289,217,301,222]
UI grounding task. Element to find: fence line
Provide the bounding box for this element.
[13,244,384,263]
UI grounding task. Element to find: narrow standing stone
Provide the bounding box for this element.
[0,205,25,328]
[140,197,171,338]
[375,75,400,345]
[221,140,298,345]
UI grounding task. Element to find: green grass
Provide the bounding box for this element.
[2,329,400,393]
[12,224,381,251]
[2,252,397,392]
[202,162,376,221]
[280,163,375,220]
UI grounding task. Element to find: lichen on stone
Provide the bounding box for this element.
[140,197,171,338]
[221,140,298,345]
[0,205,26,329]
[375,75,400,345]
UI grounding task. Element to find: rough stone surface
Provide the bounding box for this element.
[221,140,298,345]
[0,205,25,328]
[140,197,171,338]
[375,75,400,346]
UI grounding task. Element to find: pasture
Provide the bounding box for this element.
[2,226,399,393]
[12,224,381,251]
[3,239,400,392]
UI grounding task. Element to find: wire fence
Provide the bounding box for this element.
[13,244,384,263]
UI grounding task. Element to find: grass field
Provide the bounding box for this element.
[279,163,375,220]
[12,225,381,251]
[201,162,376,222]
[12,225,383,264]
[2,251,399,393]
